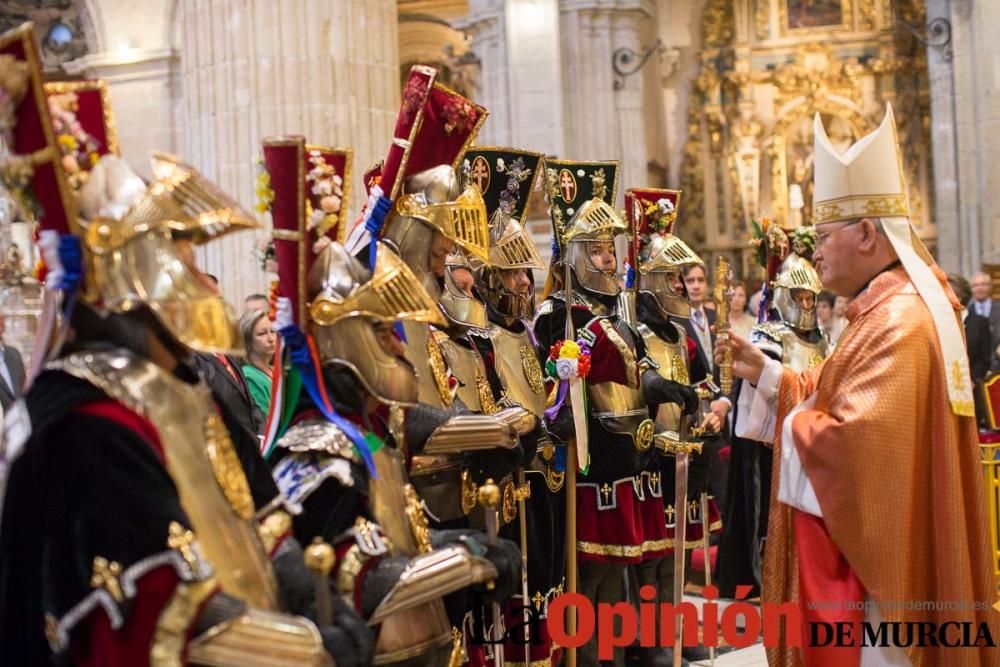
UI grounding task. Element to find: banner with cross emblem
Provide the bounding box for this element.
[543,159,619,256]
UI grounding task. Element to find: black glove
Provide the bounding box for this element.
[271,536,374,666]
[320,594,375,667]
[430,529,523,604]
[404,403,452,454]
[271,536,319,616]
[521,422,548,467]
[545,404,575,441]
[642,369,699,415]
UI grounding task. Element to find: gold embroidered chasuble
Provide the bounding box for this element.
[763,266,999,667]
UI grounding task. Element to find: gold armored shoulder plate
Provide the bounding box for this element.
[47,350,200,419]
[47,349,280,610]
[276,419,359,462]
[751,321,787,344]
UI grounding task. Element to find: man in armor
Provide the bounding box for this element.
[0,24,370,666]
[454,146,565,666]
[626,187,723,666]
[345,66,529,536]
[257,136,523,665]
[533,160,698,666]
[717,222,828,598]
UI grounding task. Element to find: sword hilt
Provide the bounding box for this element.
[304,537,336,627]
[654,432,704,456]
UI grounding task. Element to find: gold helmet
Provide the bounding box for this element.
[753,222,821,332]
[626,187,703,319]
[82,154,258,355]
[309,242,445,406]
[545,159,624,296]
[463,147,545,320]
[386,165,490,300]
[439,250,488,331]
[1,24,250,358]
[772,252,822,332]
[370,66,489,300]
[261,136,445,407]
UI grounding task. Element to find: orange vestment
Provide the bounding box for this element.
[763,266,999,666]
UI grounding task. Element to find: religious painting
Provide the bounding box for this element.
[557,168,577,203]
[785,0,843,30]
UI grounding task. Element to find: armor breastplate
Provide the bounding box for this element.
[754,322,828,372]
[489,325,546,418]
[50,351,279,610]
[402,321,453,409]
[586,319,650,446]
[368,446,454,663]
[639,322,689,431]
[437,334,494,414]
[780,330,828,371]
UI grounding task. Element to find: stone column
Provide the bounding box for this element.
[175,0,401,305]
[455,0,510,145]
[559,1,653,202]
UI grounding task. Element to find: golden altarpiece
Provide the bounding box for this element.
[680,0,933,278]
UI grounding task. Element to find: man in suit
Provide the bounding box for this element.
[0,314,25,412]
[951,274,994,427]
[676,262,733,517]
[970,271,1000,370]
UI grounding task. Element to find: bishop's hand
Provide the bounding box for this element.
[714,330,768,385]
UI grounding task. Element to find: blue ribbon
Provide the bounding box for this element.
[550,238,560,262]
[278,324,377,477]
[758,284,769,323]
[365,195,393,269]
[624,263,636,290]
[553,441,566,473]
[58,235,82,292]
[58,234,83,318]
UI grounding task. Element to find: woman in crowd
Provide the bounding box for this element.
[816,290,837,342]
[729,278,755,338]
[239,308,276,417]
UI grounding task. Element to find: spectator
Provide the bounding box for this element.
[244,293,270,314]
[831,295,849,341]
[948,274,992,383]
[240,309,276,417]
[970,272,1000,368]
[729,279,755,338]
[816,290,837,342]
[0,313,25,413]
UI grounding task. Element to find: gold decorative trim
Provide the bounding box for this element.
[520,344,545,397]
[425,332,454,407]
[813,194,909,224]
[576,537,671,558]
[476,363,499,415]
[257,510,293,555]
[43,79,120,156]
[404,484,433,553]
[203,413,255,520]
[335,544,370,612]
[150,578,217,667]
[271,229,303,241]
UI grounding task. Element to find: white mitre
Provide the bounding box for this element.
[813,104,974,417]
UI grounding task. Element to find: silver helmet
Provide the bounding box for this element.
[771,253,822,332]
